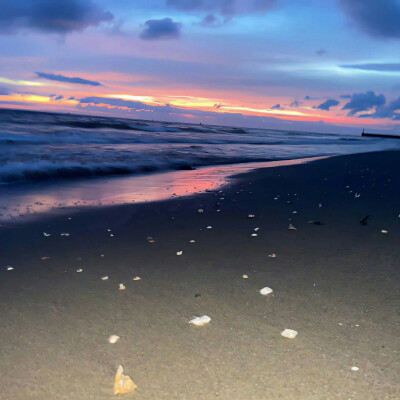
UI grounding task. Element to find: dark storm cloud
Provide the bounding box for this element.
[166,0,276,15]
[339,0,400,38]
[340,63,400,72]
[359,96,400,120]
[342,91,386,116]
[36,72,102,86]
[139,18,182,40]
[0,0,113,35]
[316,99,339,110]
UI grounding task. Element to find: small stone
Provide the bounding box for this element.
[109,335,120,344]
[194,293,201,298]
[281,329,298,339]
[260,287,273,295]
[189,315,211,326]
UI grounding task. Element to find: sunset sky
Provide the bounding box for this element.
[1,0,400,133]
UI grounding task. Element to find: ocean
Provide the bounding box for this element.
[1,108,399,220]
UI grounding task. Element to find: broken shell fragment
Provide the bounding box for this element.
[147,236,155,243]
[109,335,120,344]
[6,266,14,271]
[76,268,83,273]
[176,251,183,256]
[288,224,297,230]
[119,283,126,291]
[114,365,137,395]
[251,233,258,237]
[206,226,212,229]
[189,240,196,243]
[198,209,204,213]
[133,276,141,281]
[260,287,273,295]
[381,229,388,234]
[41,256,51,260]
[242,274,248,279]
[350,366,359,371]
[281,329,298,339]
[268,253,277,258]
[43,232,51,237]
[248,214,255,218]
[101,276,109,280]
[189,315,211,326]
[60,233,70,237]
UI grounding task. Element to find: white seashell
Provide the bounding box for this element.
[110,234,114,237]
[6,266,14,271]
[242,274,248,279]
[60,232,70,236]
[318,203,322,208]
[100,254,105,258]
[268,253,277,258]
[189,315,211,326]
[206,226,212,229]
[43,232,51,237]
[248,214,255,218]
[76,268,82,273]
[281,329,298,339]
[176,251,183,256]
[350,366,359,371]
[133,276,141,281]
[260,287,273,295]
[119,283,126,290]
[288,224,297,230]
[381,229,388,234]
[101,276,109,280]
[189,240,196,243]
[254,227,260,231]
[109,335,120,344]
[251,233,258,237]
[274,197,278,200]
[198,209,204,213]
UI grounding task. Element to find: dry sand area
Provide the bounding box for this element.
[0,150,399,400]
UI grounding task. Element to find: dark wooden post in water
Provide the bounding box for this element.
[361,129,400,139]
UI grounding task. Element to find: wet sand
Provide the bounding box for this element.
[0,150,399,400]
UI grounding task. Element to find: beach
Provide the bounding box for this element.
[0,150,399,400]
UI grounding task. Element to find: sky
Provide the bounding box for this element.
[1,0,400,134]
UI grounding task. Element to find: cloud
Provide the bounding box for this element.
[199,14,227,28]
[304,95,310,100]
[339,0,400,38]
[290,100,301,107]
[166,0,276,16]
[270,104,281,109]
[68,96,75,100]
[359,96,400,119]
[140,18,182,40]
[340,63,400,72]
[0,0,113,35]
[342,91,386,116]
[36,72,102,86]
[54,95,63,100]
[316,99,339,111]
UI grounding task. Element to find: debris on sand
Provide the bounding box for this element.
[242,274,249,279]
[119,283,126,291]
[288,223,297,231]
[114,365,137,395]
[109,335,120,344]
[189,315,211,326]
[281,329,298,339]
[133,276,141,281]
[260,287,273,295]
[268,253,277,258]
[147,237,155,243]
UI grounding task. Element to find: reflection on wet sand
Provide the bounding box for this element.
[0,156,327,221]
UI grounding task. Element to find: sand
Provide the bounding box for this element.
[0,150,399,400]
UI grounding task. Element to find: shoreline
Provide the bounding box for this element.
[0,150,399,400]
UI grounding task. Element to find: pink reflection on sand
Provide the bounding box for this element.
[0,156,327,221]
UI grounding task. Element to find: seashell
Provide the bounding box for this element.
[6,266,14,271]
[147,236,155,243]
[133,276,141,281]
[189,315,211,326]
[101,276,109,280]
[381,229,388,234]
[41,256,51,260]
[242,274,248,279]
[254,227,260,231]
[288,224,297,230]
[198,209,204,213]
[248,214,255,218]
[43,232,51,237]
[60,233,70,237]
[110,234,114,237]
[292,211,298,214]
[350,366,359,371]
[260,287,273,295]
[76,268,83,273]
[119,283,126,291]
[206,226,212,229]
[176,251,183,256]
[189,240,196,243]
[109,335,120,344]
[268,253,277,258]
[114,365,137,395]
[281,329,298,339]
[251,233,258,237]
